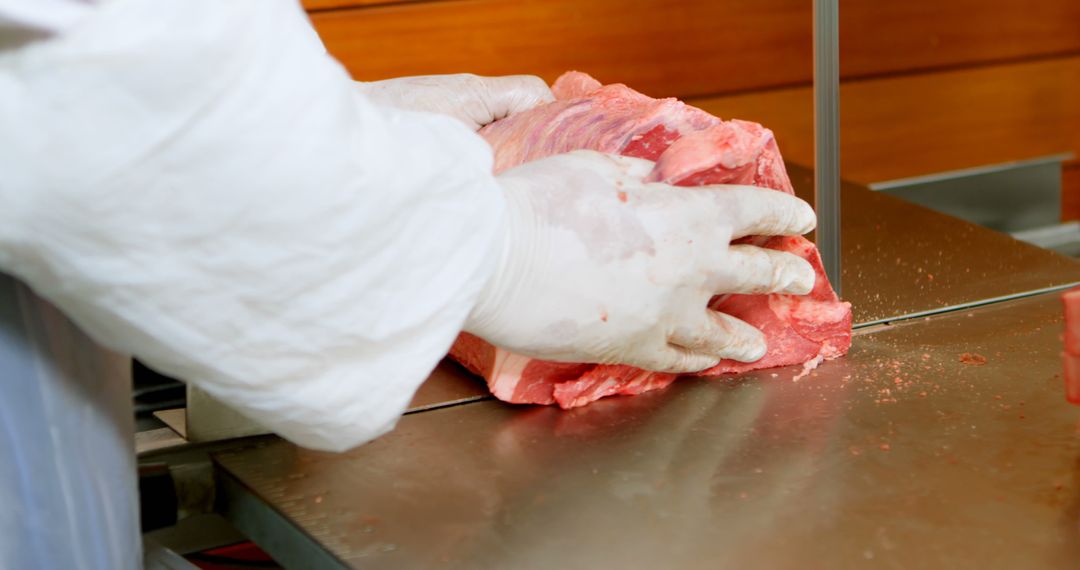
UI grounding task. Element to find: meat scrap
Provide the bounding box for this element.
[959,353,988,366]
[1063,286,1080,404]
[452,72,853,409]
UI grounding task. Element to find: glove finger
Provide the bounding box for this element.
[632,345,721,374]
[483,75,556,120]
[709,245,815,295]
[701,185,816,239]
[669,311,767,363]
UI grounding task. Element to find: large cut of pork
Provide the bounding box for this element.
[451,72,853,409]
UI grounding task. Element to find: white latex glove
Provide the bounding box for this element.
[465,150,818,373]
[356,73,555,131]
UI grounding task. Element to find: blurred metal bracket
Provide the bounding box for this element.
[869,153,1073,234]
[154,386,268,444]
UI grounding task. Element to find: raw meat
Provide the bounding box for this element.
[1063,286,1080,404]
[451,71,852,409]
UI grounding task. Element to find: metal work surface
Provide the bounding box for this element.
[787,166,1080,325]
[216,292,1080,569]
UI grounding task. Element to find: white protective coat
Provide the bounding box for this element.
[0,0,505,452]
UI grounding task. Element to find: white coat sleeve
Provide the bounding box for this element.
[0,0,505,451]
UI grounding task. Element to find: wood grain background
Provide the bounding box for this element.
[303,0,1080,220]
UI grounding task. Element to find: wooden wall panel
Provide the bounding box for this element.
[691,57,1080,221]
[309,0,1080,99]
[310,0,810,99]
[305,0,1080,222]
[841,1,1080,79]
[691,57,1080,182]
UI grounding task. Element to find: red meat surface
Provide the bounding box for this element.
[452,71,853,408]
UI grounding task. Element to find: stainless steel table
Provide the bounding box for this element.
[209,173,1080,568]
[216,292,1080,569]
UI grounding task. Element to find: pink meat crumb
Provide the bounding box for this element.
[792,354,826,382]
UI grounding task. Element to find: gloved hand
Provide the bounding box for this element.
[465,150,818,373]
[356,73,554,131]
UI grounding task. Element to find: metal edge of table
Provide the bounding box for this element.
[217,470,349,570]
